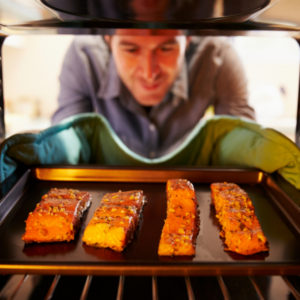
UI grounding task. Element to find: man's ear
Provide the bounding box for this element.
[104,35,112,48]
[186,36,191,48]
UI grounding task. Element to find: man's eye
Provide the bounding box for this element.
[122,47,138,53]
[160,46,176,52]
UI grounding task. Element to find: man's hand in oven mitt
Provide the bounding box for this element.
[0,113,299,190]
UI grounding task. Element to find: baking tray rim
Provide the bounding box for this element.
[32,165,266,182]
[0,261,299,276]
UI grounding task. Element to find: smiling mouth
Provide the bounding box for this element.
[142,83,160,90]
[140,79,164,90]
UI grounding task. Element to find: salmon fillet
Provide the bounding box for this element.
[211,182,269,255]
[22,188,91,243]
[82,190,146,252]
[158,179,198,256]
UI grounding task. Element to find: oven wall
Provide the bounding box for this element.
[0,36,5,141]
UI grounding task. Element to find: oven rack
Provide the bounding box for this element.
[1,274,300,300]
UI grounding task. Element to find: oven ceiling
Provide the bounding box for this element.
[0,0,300,36]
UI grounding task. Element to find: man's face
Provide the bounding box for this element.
[106,29,188,106]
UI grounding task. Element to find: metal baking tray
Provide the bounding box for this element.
[0,166,299,276]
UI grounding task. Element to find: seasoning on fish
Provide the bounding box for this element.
[22,188,91,243]
[210,182,269,255]
[158,179,198,256]
[82,190,146,252]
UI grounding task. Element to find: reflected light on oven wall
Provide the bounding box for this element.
[1,35,299,142]
[0,0,54,25]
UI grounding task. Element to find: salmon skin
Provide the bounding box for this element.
[22,188,91,243]
[158,179,198,256]
[82,190,146,252]
[211,182,269,256]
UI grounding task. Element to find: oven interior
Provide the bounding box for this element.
[0,0,300,299]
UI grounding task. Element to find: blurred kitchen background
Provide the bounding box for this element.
[1,34,299,141]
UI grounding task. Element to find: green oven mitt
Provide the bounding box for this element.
[0,113,299,189]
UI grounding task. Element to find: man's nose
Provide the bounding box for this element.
[139,52,160,80]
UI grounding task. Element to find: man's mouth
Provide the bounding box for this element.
[140,79,163,91]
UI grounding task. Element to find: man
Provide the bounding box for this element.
[52,29,255,158]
